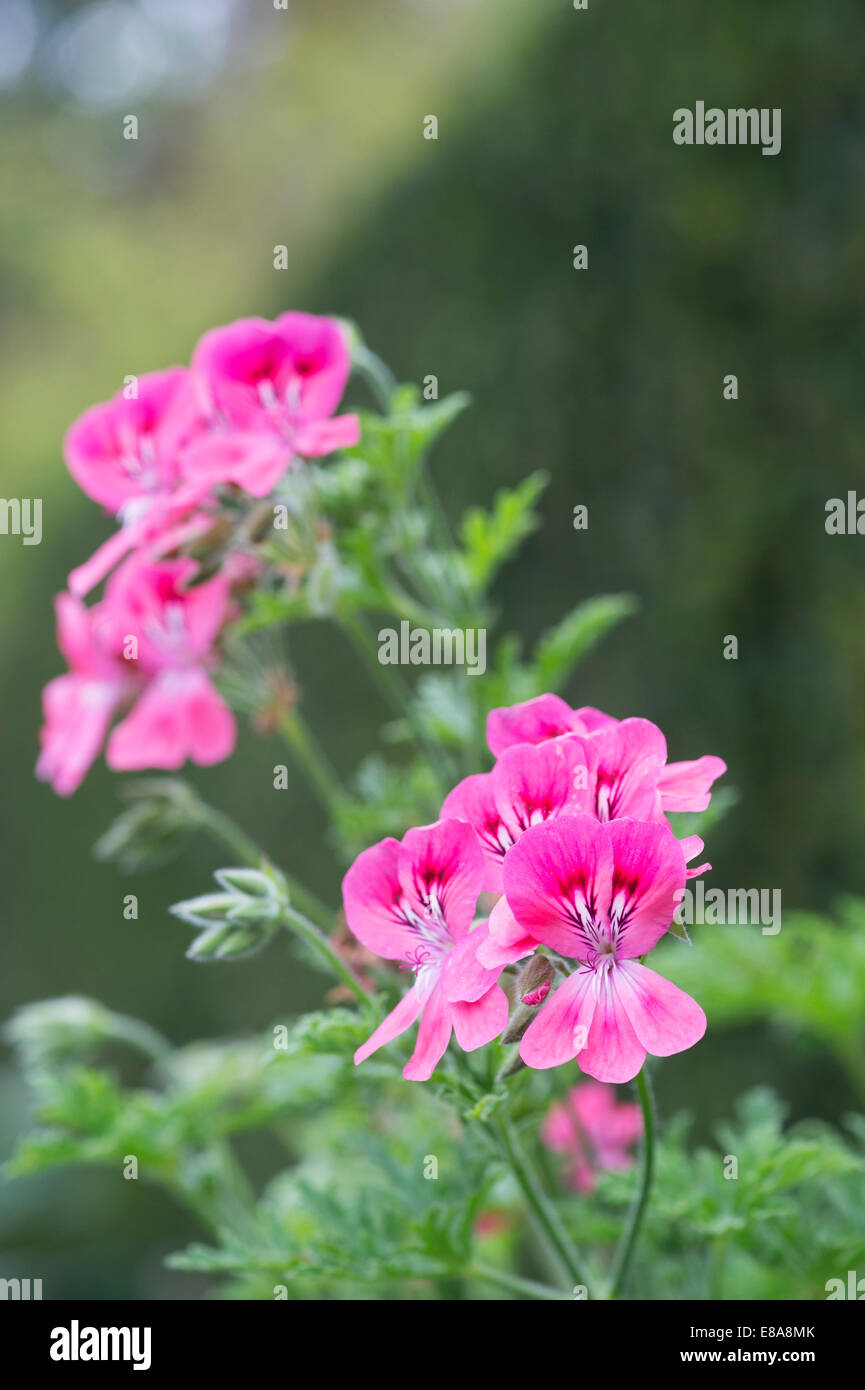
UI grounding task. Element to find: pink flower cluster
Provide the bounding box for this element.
[343,694,726,1082]
[38,313,358,795]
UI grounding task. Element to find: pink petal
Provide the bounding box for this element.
[606,818,687,959]
[36,675,124,796]
[571,705,618,733]
[540,1102,574,1152]
[491,736,592,841]
[403,981,453,1081]
[180,570,234,659]
[451,983,509,1051]
[679,833,711,879]
[181,431,293,498]
[486,693,577,757]
[520,969,597,1070]
[571,1079,618,1128]
[441,772,507,893]
[398,819,484,940]
[354,980,427,1067]
[106,668,235,771]
[476,897,538,968]
[612,960,707,1059]
[575,969,646,1084]
[603,1102,645,1149]
[191,317,293,426]
[293,413,360,457]
[68,527,137,599]
[342,837,417,960]
[686,860,712,879]
[54,591,109,676]
[272,311,352,421]
[502,813,613,960]
[584,717,667,821]
[191,313,352,431]
[658,755,727,812]
[64,367,189,512]
[441,922,503,1003]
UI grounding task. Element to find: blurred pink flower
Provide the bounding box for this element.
[64,367,200,516]
[190,312,359,463]
[36,592,137,797]
[542,1082,643,1193]
[64,369,214,596]
[37,555,237,794]
[102,556,236,772]
[64,313,361,596]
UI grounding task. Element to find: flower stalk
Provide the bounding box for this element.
[489,1114,591,1297]
[608,1064,657,1299]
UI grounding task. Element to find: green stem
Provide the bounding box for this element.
[609,1064,656,1299]
[337,611,455,794]
[469,1261,572,1302]
[490,1115,589,1295]
[277,711,345,817]
[280,903,369,1004]
[412,457,474,618]
[192,799,263,870]
[192,794,335,933]
[176,1140,261,1245]
[352,345,398,412]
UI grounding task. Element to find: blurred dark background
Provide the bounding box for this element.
[2,0,865,1296]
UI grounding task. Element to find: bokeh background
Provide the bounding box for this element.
[2,0,865,1297]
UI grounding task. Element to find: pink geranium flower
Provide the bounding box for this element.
[37,555,237,793]
[486,695,726,816]
[102,556,236,772]
[64,369,214,596]
[440,737,593,893]
[442,717,713,896]
[65,315,363,596]
[491,814,706,1083]
[486,694,615,757]
[64,367,199,515]
[477,823,708,973]
[36,592,138,796]
[542,1082,643,1193]
[189,313,360,484]
[342,820,509,1081]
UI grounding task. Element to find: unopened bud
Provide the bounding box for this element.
[517,955,553,1007]
[185,920,277,961]
[173,865,285,962]
[94,778,199,872]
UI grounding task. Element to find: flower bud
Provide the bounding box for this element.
[94,778,199,872]
[517,955,554,1007]
[173,865,285,961]
[215,867,277,899]
[184,920,277,961]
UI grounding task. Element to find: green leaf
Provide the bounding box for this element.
[459,472,548,591]
[532,593,638,689]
